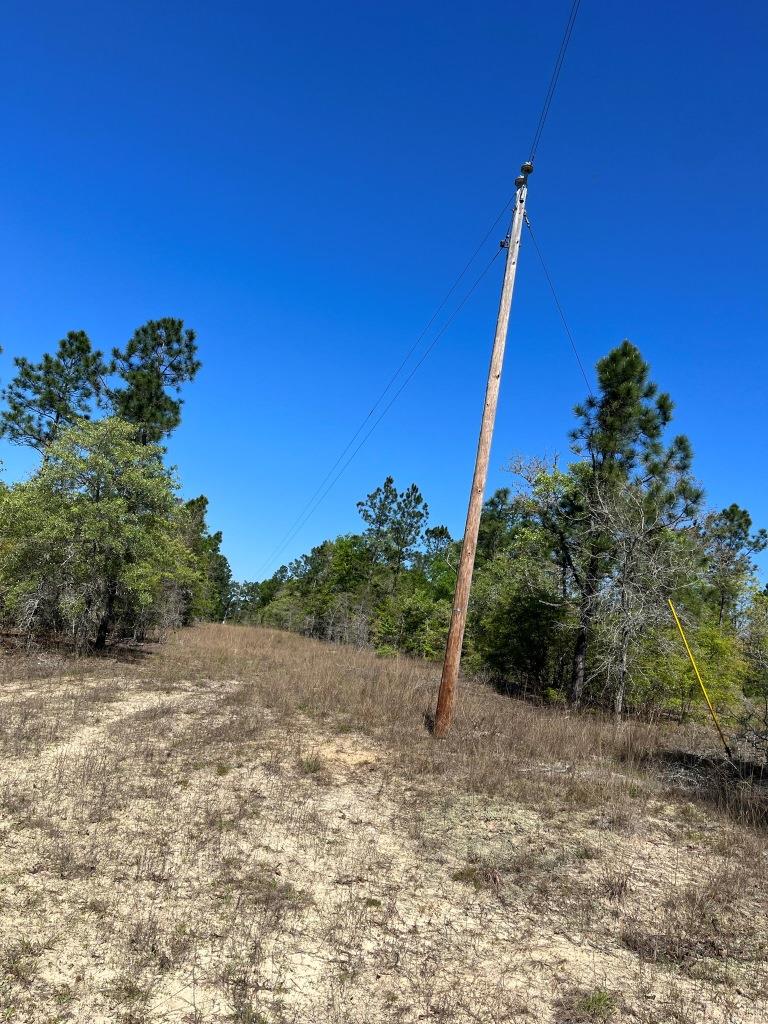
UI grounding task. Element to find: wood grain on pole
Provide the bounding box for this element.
[433,182,528,738]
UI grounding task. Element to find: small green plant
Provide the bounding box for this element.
[452,858,503,894]
[102,972,151,1008]
[297,754,323,775]
[0,939,44,985]
[544,687,567,706]
[221,961,269,1024]
[557,987,618,1022]
[571,843,598,862]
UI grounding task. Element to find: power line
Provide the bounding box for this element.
[529,0,582,164]
[258,2,584,578]
[524,213,593,397]
[257,246,505,576]
[255,204,513,577]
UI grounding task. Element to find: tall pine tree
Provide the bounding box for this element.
[110,319,201,444]
[556,341,701,705]
[0,331,107,451]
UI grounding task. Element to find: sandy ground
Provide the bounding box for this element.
[1,632,767,1023]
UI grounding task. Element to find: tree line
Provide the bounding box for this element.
[230,342,768,742]
[2,327,767,748]
[0,321,233,649]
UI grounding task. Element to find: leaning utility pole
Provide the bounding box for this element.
[433,161,532,738]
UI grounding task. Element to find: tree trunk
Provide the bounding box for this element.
[570,552,600,707]
[614,580,631,718]
[614,635,629,719]
[94,580,118,650]
[570,604,588,706]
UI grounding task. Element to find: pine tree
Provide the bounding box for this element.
[110,319,201,444]
[0,418,197,649]
[556,341,702,705]
[701,505,767,626]
[183,495,234,622]
[0,331,107,451]
[476,488,523,563]
[356,476,429,584]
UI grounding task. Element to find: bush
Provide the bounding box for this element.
[0,418,200,649]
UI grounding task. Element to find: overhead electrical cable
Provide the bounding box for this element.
[257,246,505,575]
[529,0,581,164]
[258,0,583,577]
[255,204,513,576]
[524,214,593,397]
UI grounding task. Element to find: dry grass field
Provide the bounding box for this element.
[1,624,767,1023]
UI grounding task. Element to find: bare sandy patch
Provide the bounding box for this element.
[0,625,766,1023]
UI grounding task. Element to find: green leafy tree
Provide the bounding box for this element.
[245,479,445,654]
[636,619,745,723]
[0,331,107,451]
[476,488,522,564]
[182,496,234,622]
[469,535,567,693]
[229,571,292,624]
[564,342,701,705]
[371,588,451,659]
[280,535,373,640]
[413,525,457,602]
[701,505,767,626]
[109,319,201,444]
[0,418,198,649]
[738,592,768,759]
[512,339,704,708]
[357,476,429,585]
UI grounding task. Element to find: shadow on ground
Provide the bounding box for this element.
[656,748,768,828]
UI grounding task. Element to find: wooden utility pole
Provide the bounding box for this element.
[433,162,532,738]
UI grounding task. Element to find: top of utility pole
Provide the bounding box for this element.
[515,162,534,189]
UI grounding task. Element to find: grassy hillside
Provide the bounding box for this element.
[1,625,767,1023]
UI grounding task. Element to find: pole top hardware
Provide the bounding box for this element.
[515,161,533,189]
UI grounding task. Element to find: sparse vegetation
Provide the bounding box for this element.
[229,344,768,753]
[0,623,766,1021]
[556,987,619,1023]
[1,0,764,1017]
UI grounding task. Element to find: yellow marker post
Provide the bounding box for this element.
[667,598,733,760]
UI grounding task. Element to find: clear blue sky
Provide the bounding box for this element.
[1,1,766,581]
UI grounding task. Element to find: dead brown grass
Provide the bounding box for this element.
[0,623,767,1023]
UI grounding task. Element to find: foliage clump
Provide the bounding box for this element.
[0,321,233,649]
[2,325,766,743]
[232,341,768,736]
